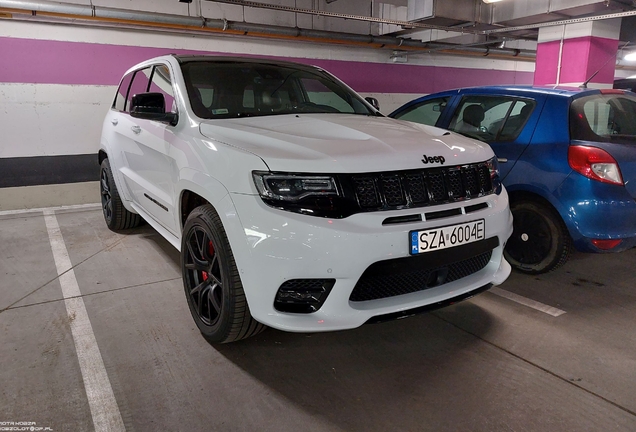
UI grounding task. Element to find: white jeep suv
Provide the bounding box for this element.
[99,55,512,343]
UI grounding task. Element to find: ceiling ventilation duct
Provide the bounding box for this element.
[406,0,482,26]
[378,0,489,44]
[491,0,631,26]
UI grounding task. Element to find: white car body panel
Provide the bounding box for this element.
[199,115,489,173]
[228,189,512,331]
[99,54,513,334]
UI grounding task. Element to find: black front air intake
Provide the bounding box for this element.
[349,237,499,302]
[274,279,335,313]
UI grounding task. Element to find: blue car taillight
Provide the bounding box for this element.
[568,145,624,185]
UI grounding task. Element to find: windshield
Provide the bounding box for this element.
[180,61,375,119]
[570,92,636,144]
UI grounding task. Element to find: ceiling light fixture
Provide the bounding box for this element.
[624,51,636,61]
[483,0,504,3]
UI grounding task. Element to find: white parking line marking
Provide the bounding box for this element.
[489,287,567,317]
[0,202,101,216]
[43,210,125,432]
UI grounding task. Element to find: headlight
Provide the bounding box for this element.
[252,171,352,217]
[252,172,340,201]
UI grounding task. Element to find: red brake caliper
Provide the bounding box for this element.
[201,240,215,281]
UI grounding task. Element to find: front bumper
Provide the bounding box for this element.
[223,188,513,332]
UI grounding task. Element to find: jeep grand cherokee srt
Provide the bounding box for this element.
[99,55,512,343]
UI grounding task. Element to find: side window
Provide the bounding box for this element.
[126,67,152,113]
[113,72,133,111]
[449,96,534,142]
[499,99,535,141]
[394,97,449,126]
[149,65,177,113]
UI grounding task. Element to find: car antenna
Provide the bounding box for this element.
[579,41,629,89]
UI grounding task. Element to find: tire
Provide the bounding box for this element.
[100,158,142,230]
[504,200,572,274]
[181,204,266,343]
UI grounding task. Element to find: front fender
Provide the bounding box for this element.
[175,171,259,308]
[176,169,253,260]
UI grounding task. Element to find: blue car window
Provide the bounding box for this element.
[570,93,636,143]
[449,96,535,142]
[498,100,534,141]
[393,97,449,126]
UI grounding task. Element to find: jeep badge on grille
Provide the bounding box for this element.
[422,154,446,165]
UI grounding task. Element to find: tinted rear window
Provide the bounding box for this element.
[570,93,636,143]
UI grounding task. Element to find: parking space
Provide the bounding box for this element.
[1,206,635,431]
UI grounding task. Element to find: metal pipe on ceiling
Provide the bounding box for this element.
[0,0,535,60]
[208,0,636,35]
[206,0,485,33]
[484,8,636,34]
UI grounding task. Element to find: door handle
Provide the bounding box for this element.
[111,119,118,126]
[131,125,141,134]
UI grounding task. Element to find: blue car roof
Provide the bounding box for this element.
[389,85,611,117]
[440,85,594,98]
[390,85,636,117]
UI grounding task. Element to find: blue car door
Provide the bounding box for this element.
[441,91,547,180]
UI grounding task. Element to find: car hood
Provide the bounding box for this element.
[199,114,493,173]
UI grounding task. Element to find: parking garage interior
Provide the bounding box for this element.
[2,1,636,431]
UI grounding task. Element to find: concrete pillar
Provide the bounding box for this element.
[534,19,621,89]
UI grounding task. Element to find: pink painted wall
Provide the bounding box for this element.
[585,36,620,84]
[534,41,560,86]
[534,36,618,86]
[0,37,534,93]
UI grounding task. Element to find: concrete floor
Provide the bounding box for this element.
[1,205,635,432]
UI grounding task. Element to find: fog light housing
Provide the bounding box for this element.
[591,238,622,250]
[274,279,335,313]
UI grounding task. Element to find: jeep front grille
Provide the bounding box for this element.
[257,162,497,219]
[348,163,492,212]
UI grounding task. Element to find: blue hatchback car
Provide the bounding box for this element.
[390,86,636,274]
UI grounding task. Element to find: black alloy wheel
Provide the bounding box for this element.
[181,204,265,343]
[100,167,113,225]
[504,200,571,274]
[183,225,224,327]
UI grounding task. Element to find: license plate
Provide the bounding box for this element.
[409,219,485,255]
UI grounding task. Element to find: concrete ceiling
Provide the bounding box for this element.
[206,0,636,59]
[379,0,636,51]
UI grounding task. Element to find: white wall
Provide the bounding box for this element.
[0,84,113,158]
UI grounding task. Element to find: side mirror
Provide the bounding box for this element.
[130,93,178,125]
[365,97,380,111]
